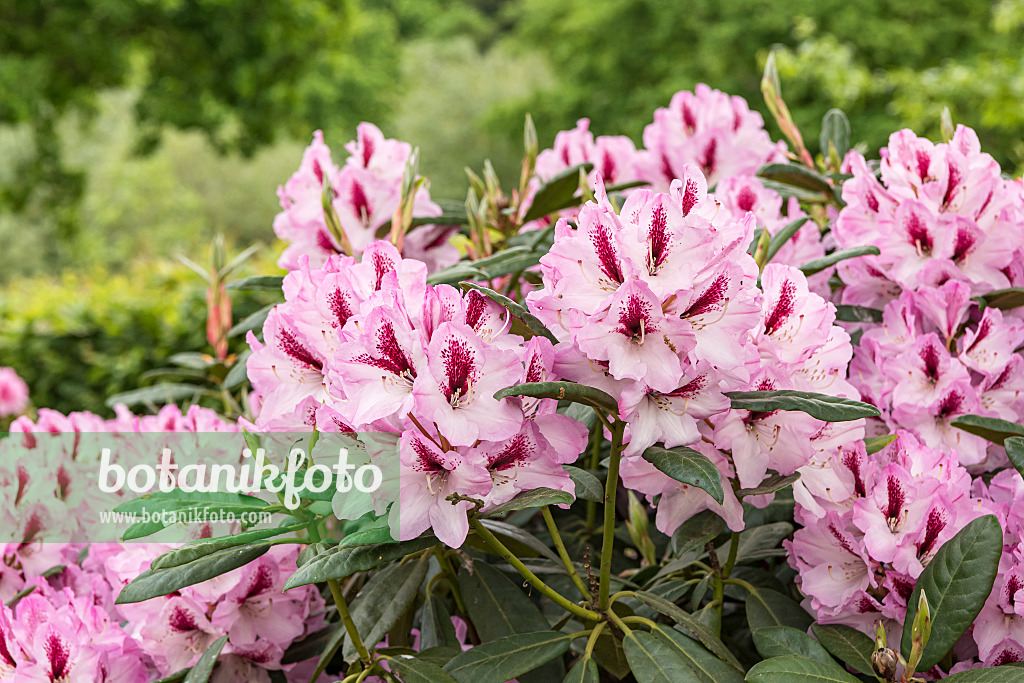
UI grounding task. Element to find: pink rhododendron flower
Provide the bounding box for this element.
[0,367,28,417]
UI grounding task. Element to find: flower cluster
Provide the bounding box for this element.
[273,124,459,273]
[834,126,1024,307]
[640,83,787,190]
[788,432,982,640]
[0,367,29,418]
[247,240,588,547]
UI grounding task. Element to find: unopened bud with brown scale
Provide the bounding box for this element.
[872,647,899,681]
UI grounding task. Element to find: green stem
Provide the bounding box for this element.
[469,517,603,622]
[622,615,659,630]
[605,608,632,635]
[542,506,592,602]
[329,578,371,665]
[598,420,625,611]
[433,546,468,615]
[583,623,606,659]
[722,532,740,579]
[585,420,602,532]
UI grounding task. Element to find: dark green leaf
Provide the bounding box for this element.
[752,626,837,667]
[105,383,203,409]
[483,487,574,518]
[737,473,801,498]
[227,304,274,338]
[390,656,459,683]
[414,646,462,668]
[495,380,617,415]
[114,489,267,515]
[226,275,284,291]
[623,630,701,682]
[343,558,429,662]
[630,590,743,670]
[222,349,251,389]
[468,247,543,280]
[744,587,814,632]
[943,665,1024,682]
[420,592,459,650]
[151,527,293,569]
[731,522,793,563]
[123,520,167,541]
[284,536,435,589]
[765,217,811,265]
[757,163,833,194]
[800,246,881,276]
[641,445,724,504]
[116,544,271,604]
[834,305,883,323]
[591,629,631,678]
[460,283,559,344]
[901,514,1003,671]
[338,524,396,548]
[745,655,860,682]
[1006,437,1024,479]
[426,263,489,286]
[474,519,561,563]
[167,352,213,369]
[951,414,1024,445]
[443,631,572,683]
[458,562,550,642]
[564,466,603,502]
[864,434,898,455]
[811,623,876,676]
[152,670,189,683]
[670,509,726,557]
[652,626,745,683]
[410,211,469,227]
[561,657,599,683]
[820,109,851,158]
[973,287,1024,311]
[724,390,880,421]
[280,625,341,665]
[182,634,228,683]
[522,163,594,222]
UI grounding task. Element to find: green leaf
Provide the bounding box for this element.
[443,631,572,683]
[731,522,793,563]
[123,520,168,541]
[284,536,436,589]
[652,626,745,683]
[467,246,543,280]
[820,109,851,159]
[562,657,599,683]
[414,646,463,668]
[522,163,595,222]
[226,275,284,291]
[630,590,743,670]
[1006,437,1024,479]
[951,414,1024,445]
[151,528,291,569]
[338,524,396,548]
[114,489,267,515]
[564,466,603,502]
[426,263,489,286]
[864,434,898,455]
[764,217,811,265]
[759,179,831,202]
[420,592,459,650]
[458,562,550,642]
[222,349,251,389]
[152,669,189,683]
[973,287,1024,311]
[757,163,833,194]
[799,246,881,277]
[410,211,469,227]
[343,557,429,662]
[591,629,631,678]
[752,626,837,667]
[671,509,726,557]
[483,487,574,518]
[105,383,203,409]
[810,624,876,676]
[182,634,228,683]
[167,352,214,369]
[724,390,880,422]
[460,283,559,344]
[623,630,702,682]
[745,655,860,682]
[472,519,561,563]
[389,656,459,683]
[943,665,1024,682]
[744,587,814,632]
[116,544,270,604]
[834,305,884,323]
[641,445,724,504]
[737,473,801,498]
[901,514,1003,671]
[494,380,618,415]
[280,625,341,665]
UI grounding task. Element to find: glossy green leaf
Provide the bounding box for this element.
[483,487,574,518]
[494,380,618,415]
[458,562,550,642]
[221,349,251,389]
[151,527,293,569]
[641,445,724,504]
[105,383,203,408]
[561,657,599,683]
[225,275,284,291]
[724,390,880,421]
[522,162,594,222]
[460,282,558,343]
[343,557,429,662]
[744,587,814,632]
[864,434,898,455]
[564,466,603,502]
[227,304,274,338]
[973,287,1024,311]
[280,625,341,665]
[810,623,876,676]
[630,590,743,670]
[116,544,270,604]
[731,522,793,563]
[652,626,745,683]
[284,536,436,589]
[764,217,811,265]
[752,626,837,667]
[389,656,459,683]
[756,163,833,194]
[338,524,396,548]
[1006,437,1024,479]
[420,592,459,650]
[834,305,883,323]
[443,631,572,683]
[737,473,801,498]
[901,514,1003,671]
[799,246,880,276]
[670,509,726,557]
[745,655,860,682]
[623,630,701,682]
[182,634,228,683]
[943,665,1024,682]
[426,263,489,286]
[951,414,1024,445]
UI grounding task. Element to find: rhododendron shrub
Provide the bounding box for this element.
[12,70,1024,682]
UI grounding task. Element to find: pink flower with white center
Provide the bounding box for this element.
[786,511,874,616]
[0,367,29,417]
[960,306,1024,378]
[396,429,492,548]
[640,84,786,190]
[887,332,972,409]
[620,440,745,534]
[757,264,836,367]
[211,553,306,648]
[412,321,524,446]
[482,422,575,508]
[974,543,1024,667]
[574,278,691,392]
[138,596,222,673]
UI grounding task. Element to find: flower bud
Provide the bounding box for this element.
[872,647,899,681]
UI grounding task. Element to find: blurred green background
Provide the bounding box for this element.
[2,0,1022,414]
